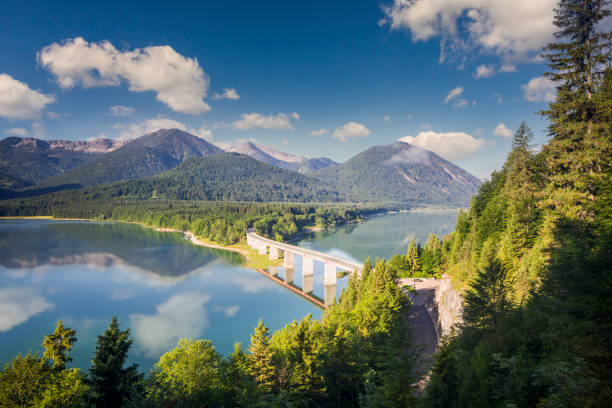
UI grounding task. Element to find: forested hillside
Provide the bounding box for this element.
[313,141,481,207]
[425,1,611,406]
[16,128,222,196]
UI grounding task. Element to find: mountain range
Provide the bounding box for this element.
[226,140,336,173]
[0,128,481,206]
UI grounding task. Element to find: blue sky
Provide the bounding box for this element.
[0,0,561,178]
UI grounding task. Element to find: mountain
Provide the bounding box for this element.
[13,153,344,203]
[226,140,336,173]
[313,141,481,207]
[22,129,223,195]
[0,136,127,189]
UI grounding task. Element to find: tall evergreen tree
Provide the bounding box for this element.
[248,319,276,393]
[406,238,421,276]
[89,317,142,408]
[542,0,611,218]
[42,320,77,370]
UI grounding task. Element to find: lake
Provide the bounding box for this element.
[0,210,458,371]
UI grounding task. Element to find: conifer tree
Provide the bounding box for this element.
[43,320,77,370]
[248,319,276,393]
[89,316,142,408]
[406,238,421,276]
[542,0,611,217]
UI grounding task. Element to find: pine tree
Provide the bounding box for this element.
[406,238,421,276]
[89,317,142,408]
[542,0,612,218]
[248,319,276,393]
[42,320,77,370]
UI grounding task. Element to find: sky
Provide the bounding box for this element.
[0,0,566,178]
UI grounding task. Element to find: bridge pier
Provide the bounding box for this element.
[258,242,267,255]
[284,268,294,285]
[283,250,294,269]
[324,263,337,286]
[324,284,337,306]
[269,246,279,260]
[302,256,314,276]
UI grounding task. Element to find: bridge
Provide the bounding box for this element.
[246,229,363,306]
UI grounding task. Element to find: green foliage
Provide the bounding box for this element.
[425,2,612,406]
[147,338,228,407]
[43,320,77,370]
[248,320,276,394]
[89,316,142,408]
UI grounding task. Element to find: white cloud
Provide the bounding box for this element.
[474,64,495,78]
[110,289,135,301]
[444,86,463,103]
[232,112,296,131]
[0,74,54,120]
[109,105,134,117]
[281,138,289,145]
[5,127,29,137]
[332,121,371,142]
[493,123,513,138]
[130,292,210,358]
[0,287,53,332]
[383,0,556,63]
[454,99,468,108]
[310,128,328,136]
[291,112,300,120]
[213,88,240,100]
[384,115,390,122]
[114,116,213,141]
[38,37,211,115]
[493,93,503,104]
[399,130,485,161]
[522,76,556,102]
[31,122,46,139]
[215,305,240,317]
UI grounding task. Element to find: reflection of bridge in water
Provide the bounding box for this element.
[247,229,363,307]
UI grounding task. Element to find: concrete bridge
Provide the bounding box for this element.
[246,229,363,306]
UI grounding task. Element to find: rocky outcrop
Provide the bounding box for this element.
[434,277,463,337]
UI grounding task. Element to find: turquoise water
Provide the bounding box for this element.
[294,209,459,262]
[0,220,322,371]
[0,210,458,371]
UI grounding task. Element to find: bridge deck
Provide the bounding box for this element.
[247,230,363,272]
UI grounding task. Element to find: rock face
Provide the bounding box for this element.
[435,278,464,337]
[313,141,482,207]
[226,141,337,174]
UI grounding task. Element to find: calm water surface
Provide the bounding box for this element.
[0,210,458,371]
[0,220,321,371]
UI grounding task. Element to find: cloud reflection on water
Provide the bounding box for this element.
[0,287,53,332]
[130,292,210,358]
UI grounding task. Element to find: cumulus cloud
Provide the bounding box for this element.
[310,129,328,136]
[474,64,495,78]
[213,88,240,100]
[399,130,485,161]
[130,292,210,358]
[109,105,134,117]
[291,112,300,120]
[232,112,297,131]
[38,37,211,114]
[332,122,371,142]
[0,74,55,119]
[444,86,463,103]
[383,0,556,63]
[5,127,29,137]
[0,287,53,332]
[493,123,513,138]
[114,116,213,141]
[522,76,556,102]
